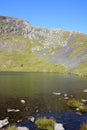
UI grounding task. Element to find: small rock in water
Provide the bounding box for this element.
[17,127,29,130]
[83,89,87,93]
[17,120,22,123]
[54,123,65,130]
[76,108,80,111]
[76,112,82,115]
[81,99,87,103]
[64,93,68,97]
[7,109,20,112]
[27,116,35,122]
[20,99,26,104]
[15,109,20,112]
[53,92,61,96]
[0,117,9,128]
[70,95,73,98]
[64,97,69,100]
[36,109,39,113]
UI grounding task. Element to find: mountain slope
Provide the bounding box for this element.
[0,16,87,76]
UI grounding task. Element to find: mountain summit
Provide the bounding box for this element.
[0,16,87,76]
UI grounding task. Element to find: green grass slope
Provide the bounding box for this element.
[0,35,67,73]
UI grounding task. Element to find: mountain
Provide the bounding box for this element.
[0,16,87,76]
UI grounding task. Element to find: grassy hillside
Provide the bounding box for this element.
[0,35,67,73]
[0,16,87,77]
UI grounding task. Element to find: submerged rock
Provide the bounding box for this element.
[64,97,69,100]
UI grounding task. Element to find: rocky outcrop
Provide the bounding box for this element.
[0,16,50,40]
[0,16,75,41]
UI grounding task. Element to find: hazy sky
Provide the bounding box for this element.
[0,0,87,34]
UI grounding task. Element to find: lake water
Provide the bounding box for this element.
[0,72,87,122]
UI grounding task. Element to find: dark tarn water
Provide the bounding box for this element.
[0,72,87,130]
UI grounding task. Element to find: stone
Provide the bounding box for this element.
[76,108,80,111]
[17,127,29,130]
[64,97,69,100]
[76,112,82,115]
[83,89,87,93]
[27,116,35,122]
[0,118,9,128]
[53,92,61,96]
[7,108,20,112]
[54,123,65,130]
[20,99,26,104]
[81,99,87,103]
[64,93,68,97]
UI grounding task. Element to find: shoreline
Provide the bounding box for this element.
[2,111,87,130]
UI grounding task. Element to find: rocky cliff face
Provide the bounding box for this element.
[0,16,87,76]
[0,16,50,39]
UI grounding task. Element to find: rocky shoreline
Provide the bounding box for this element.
[0,110,87,130]
[1,90,87,130]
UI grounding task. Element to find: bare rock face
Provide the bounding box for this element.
[0,16,76,42]
[0,16,50,40]
[0,16,73,41]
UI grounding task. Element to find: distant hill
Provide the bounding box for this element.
[0,16,87,77]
